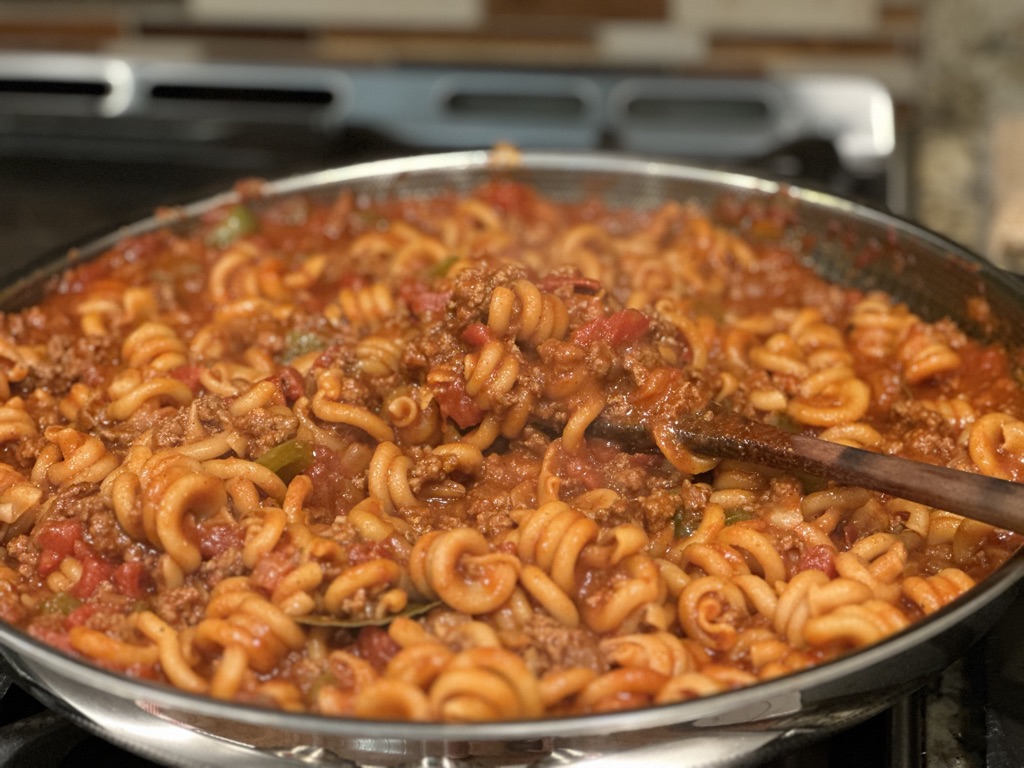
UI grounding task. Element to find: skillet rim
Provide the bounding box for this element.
[0,147,1021,742]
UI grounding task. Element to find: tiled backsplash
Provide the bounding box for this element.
[0,0,921,100]
[989,116,1024,270]
[914,0,1024,271]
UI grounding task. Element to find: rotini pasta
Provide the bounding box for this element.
[0,171,1019,727]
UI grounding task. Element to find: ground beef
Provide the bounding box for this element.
[80,591,141,640]
[14,332,117,399]
[234,406,299,458]
[197,543,245,584]
[520,613,605,676]
[4,534,39,576]
[449,265,527,328]
[154,585,207,627]
[85,505,133,560]
[44,483,106,525]
[151,394,232,449]
[472,504,517,539]
[678,479,712,512]
[639,488,680,535]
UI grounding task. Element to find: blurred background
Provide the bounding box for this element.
[0,2,1024,767]
[0,0,1021,275]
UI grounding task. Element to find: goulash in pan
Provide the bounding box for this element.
[0,176,1020,721]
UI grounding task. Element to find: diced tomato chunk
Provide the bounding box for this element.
[431,376,484,430]
[556,443,608,491]
[113,561,152,599]
[35,520,84,577]
[35,520,83,555]
[65,602,99,629]
[571,308,650,349]
[305,444,351,512]
[258,366,305,403]
[277,366,306,401]
[198,523,244,559]
[313,344,344,370]
[250,550,296,594]
[70,541,114,599]
[461,322,494,347]
[399,282,451,317]
[169,364,203,395]
[355,626,401,672]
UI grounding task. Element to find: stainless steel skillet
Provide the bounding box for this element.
[0,149,1022,768]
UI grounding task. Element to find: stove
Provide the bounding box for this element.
[0,50,1018,768]
[0,52,894,274]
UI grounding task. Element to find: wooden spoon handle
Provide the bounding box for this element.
[668,403,1024,534]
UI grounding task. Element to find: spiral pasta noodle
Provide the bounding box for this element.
[0,170,1018,725]
[487,279,570,346]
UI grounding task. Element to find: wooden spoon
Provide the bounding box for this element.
[590,401,1024,535]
